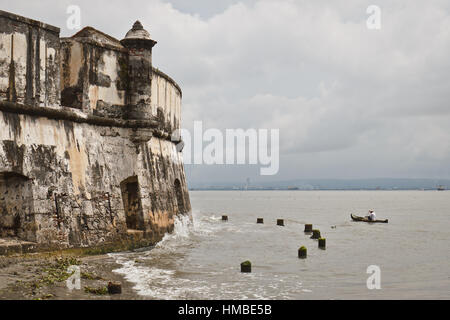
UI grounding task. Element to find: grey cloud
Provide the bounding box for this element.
[0,0,449,183]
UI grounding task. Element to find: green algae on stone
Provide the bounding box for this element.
[84,286,108,295]
[319,238,326,249]
[311,230,321,239]
[298,246,307,259]
[241,260,252,273]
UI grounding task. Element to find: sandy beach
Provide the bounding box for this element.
[0,252,140,300]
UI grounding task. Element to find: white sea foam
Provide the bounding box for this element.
[110,211,220,299]
[155,213,194,248]
[110,210,307,299]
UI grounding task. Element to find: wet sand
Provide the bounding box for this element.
[0,252,142,300]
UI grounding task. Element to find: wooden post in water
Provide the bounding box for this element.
[241,261,252,273]
[277,219,285,226]
[311,229,321,239]
[304,224,313,233]
[257,218,264,224]
[298,246,307,259]
[107,282,122,294]
[318,238,326,249]
[222,215,228,221]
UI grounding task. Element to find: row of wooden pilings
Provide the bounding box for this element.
[221,215,327,273]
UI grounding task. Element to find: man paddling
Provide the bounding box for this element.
[367,210,376,221]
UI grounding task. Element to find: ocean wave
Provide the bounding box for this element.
[110,212,220,299]
[110,210,307,299]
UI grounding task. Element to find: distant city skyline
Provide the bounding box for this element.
[189,178,450,191]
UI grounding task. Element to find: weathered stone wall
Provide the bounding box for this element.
[0,107,190,248]
[0,11,191,251]
[60,29,128,116]
[59,28,182,136]
[0,172,34,240]
[152,69,182,134]
[0,10,60,107]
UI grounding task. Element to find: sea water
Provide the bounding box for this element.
[110,191,450,299]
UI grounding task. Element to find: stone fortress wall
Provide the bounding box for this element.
[0,10,191,251]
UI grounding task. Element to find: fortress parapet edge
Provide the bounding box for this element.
[0,10,191,252]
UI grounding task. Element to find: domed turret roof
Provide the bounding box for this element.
[124,21,151,40]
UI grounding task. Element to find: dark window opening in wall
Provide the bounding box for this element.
[0,172,34,240]
[174,179,185,214]
[120,176,144,231]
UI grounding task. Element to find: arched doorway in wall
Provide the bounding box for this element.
[120,176,144,231]
[174,179,185,214]
[0,172,34,240]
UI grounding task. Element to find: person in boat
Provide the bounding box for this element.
[367,210,376,221]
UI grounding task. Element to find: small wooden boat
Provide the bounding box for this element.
[351,214,388,223]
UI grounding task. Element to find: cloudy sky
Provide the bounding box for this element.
[1,0,450,185]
